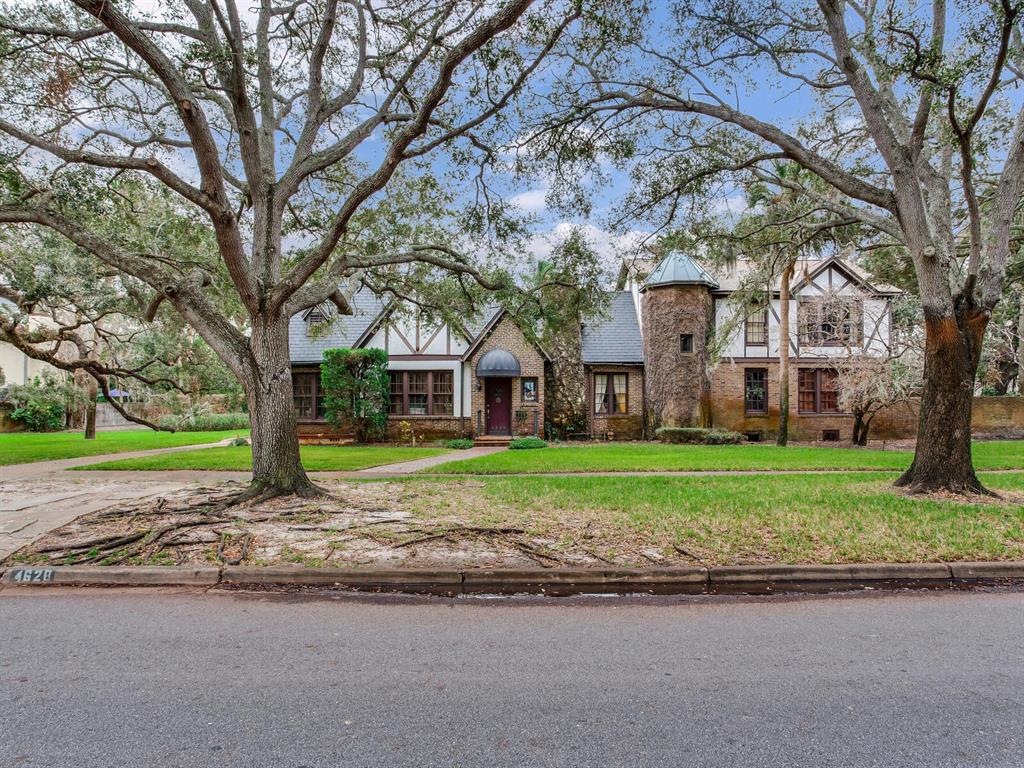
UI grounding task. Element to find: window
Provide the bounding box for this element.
[521,377,538,403]
[407,372,428,415]
[745,309,768,346]
[679,334,694,353]
[798,368,841,414]
[744,368,768,414]
[305,308,328,337]
[432,371,453,415]
[292,372,326,421]
[388,371,456,416]
[798,298,863,346]
[594,373,628,414]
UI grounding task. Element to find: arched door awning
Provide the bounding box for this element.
[476,348,521,377]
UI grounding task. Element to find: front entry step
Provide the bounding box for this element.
[475,435,512,446]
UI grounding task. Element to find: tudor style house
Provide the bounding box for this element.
[289,250,910,443]
[289,292,548,442]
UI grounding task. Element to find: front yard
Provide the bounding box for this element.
[429,440,1024,474]
[10,471,1024,569]
[0,429,249,466]
[75,444,448,472]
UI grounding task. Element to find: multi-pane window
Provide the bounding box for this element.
[292,372,325,420]
[432,371,453,415]
[521,377,538,403]
[798,298,863,346]
[388,371,456,416]
[798,368,841,413]
[744,369,768,414]
[594,373,628,414]
[745,309,768,346]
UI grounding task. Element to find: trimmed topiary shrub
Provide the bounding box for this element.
[704,429,745,445]
[655,427,710,444]
[444,438,475,449]
[509,436,547,450]
[159,412,250,431]
[656,427,745,445]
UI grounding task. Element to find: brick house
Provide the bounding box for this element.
[288,251,918,443]
[288,293,547,442]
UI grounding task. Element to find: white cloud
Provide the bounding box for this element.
[525,221,650,278]
[510,188,548,213]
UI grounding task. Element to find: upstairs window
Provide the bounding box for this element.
[679,334,694,354]
[745,309,768,346]
[798,298,863,346]
[305,307,329,336]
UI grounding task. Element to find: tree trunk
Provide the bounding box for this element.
[546,321,586,438]
[1017,289,1024,394]
[776,262,794,447]
[84,376,97,440]
[852,411,870,446]
[241,317,321,499]
[895,308,987,494]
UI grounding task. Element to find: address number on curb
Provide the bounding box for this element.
[10,568,55,584]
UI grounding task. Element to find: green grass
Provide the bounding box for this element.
[428,440,1024,474]
[404,471,1024,564]
[76,444,447,472]
[0,429,249,466]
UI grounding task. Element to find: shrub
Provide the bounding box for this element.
[509,436,547,450]
[656,427,710,444]
[10,401,65,431]
[320,348,389,443]
[656,427,745,445]
[704,429,745,445]
[159,412,250,431]
[444,438,475,450]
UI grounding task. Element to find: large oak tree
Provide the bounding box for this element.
[0,0,576,498]
[534,0,1024,493]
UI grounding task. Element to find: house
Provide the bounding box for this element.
[288,293,548,442]
[289,251,912,443]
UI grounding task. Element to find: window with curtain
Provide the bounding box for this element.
[388,371,456,416]
[594,373,628,414]
[407,372,428,415]
[798,368,841,413]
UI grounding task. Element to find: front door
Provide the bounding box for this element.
[485,378,512,435]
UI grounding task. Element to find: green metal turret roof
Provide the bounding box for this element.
[641,252,719,290]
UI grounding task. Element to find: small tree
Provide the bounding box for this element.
[320,348,390,443]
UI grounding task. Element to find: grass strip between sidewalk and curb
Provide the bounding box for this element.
[2,561,1024,596]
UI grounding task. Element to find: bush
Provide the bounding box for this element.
[444,438,475,450]
[320,348,389,443]
[705,429,745,445]
[656,427,745,445]
[159,412,250,431]
[10,401,65,432]
[509,436,547,450]
[656,427,710,444]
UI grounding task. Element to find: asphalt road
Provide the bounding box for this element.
[1,588,1022,767]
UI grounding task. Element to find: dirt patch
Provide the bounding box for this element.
[5,480,687,569]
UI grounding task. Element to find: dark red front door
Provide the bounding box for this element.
[485,378,512,435]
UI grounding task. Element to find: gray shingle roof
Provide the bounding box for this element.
[642,252,719,290]
[288,288,386,364]
[581,291,644,364]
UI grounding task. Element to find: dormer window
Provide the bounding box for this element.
[798,297,863,346]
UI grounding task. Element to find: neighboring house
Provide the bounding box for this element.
[0,340,58,386]
[288,251,912,443]
[288,292,548,442]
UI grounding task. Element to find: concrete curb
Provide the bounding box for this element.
[1,562,1023,595]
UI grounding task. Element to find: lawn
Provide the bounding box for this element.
[402,471,1024,565]
[428,440,1024,474]
[76,444,447,472]
[0,429,249,466]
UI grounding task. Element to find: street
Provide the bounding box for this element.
[1,588,1022,767]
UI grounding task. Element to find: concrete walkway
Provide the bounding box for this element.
[355,445,506,476]
[0,439,238,562]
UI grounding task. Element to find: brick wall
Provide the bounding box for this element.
[585,364,645,439]
[641,285,712,428]
[468,314,546,437]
